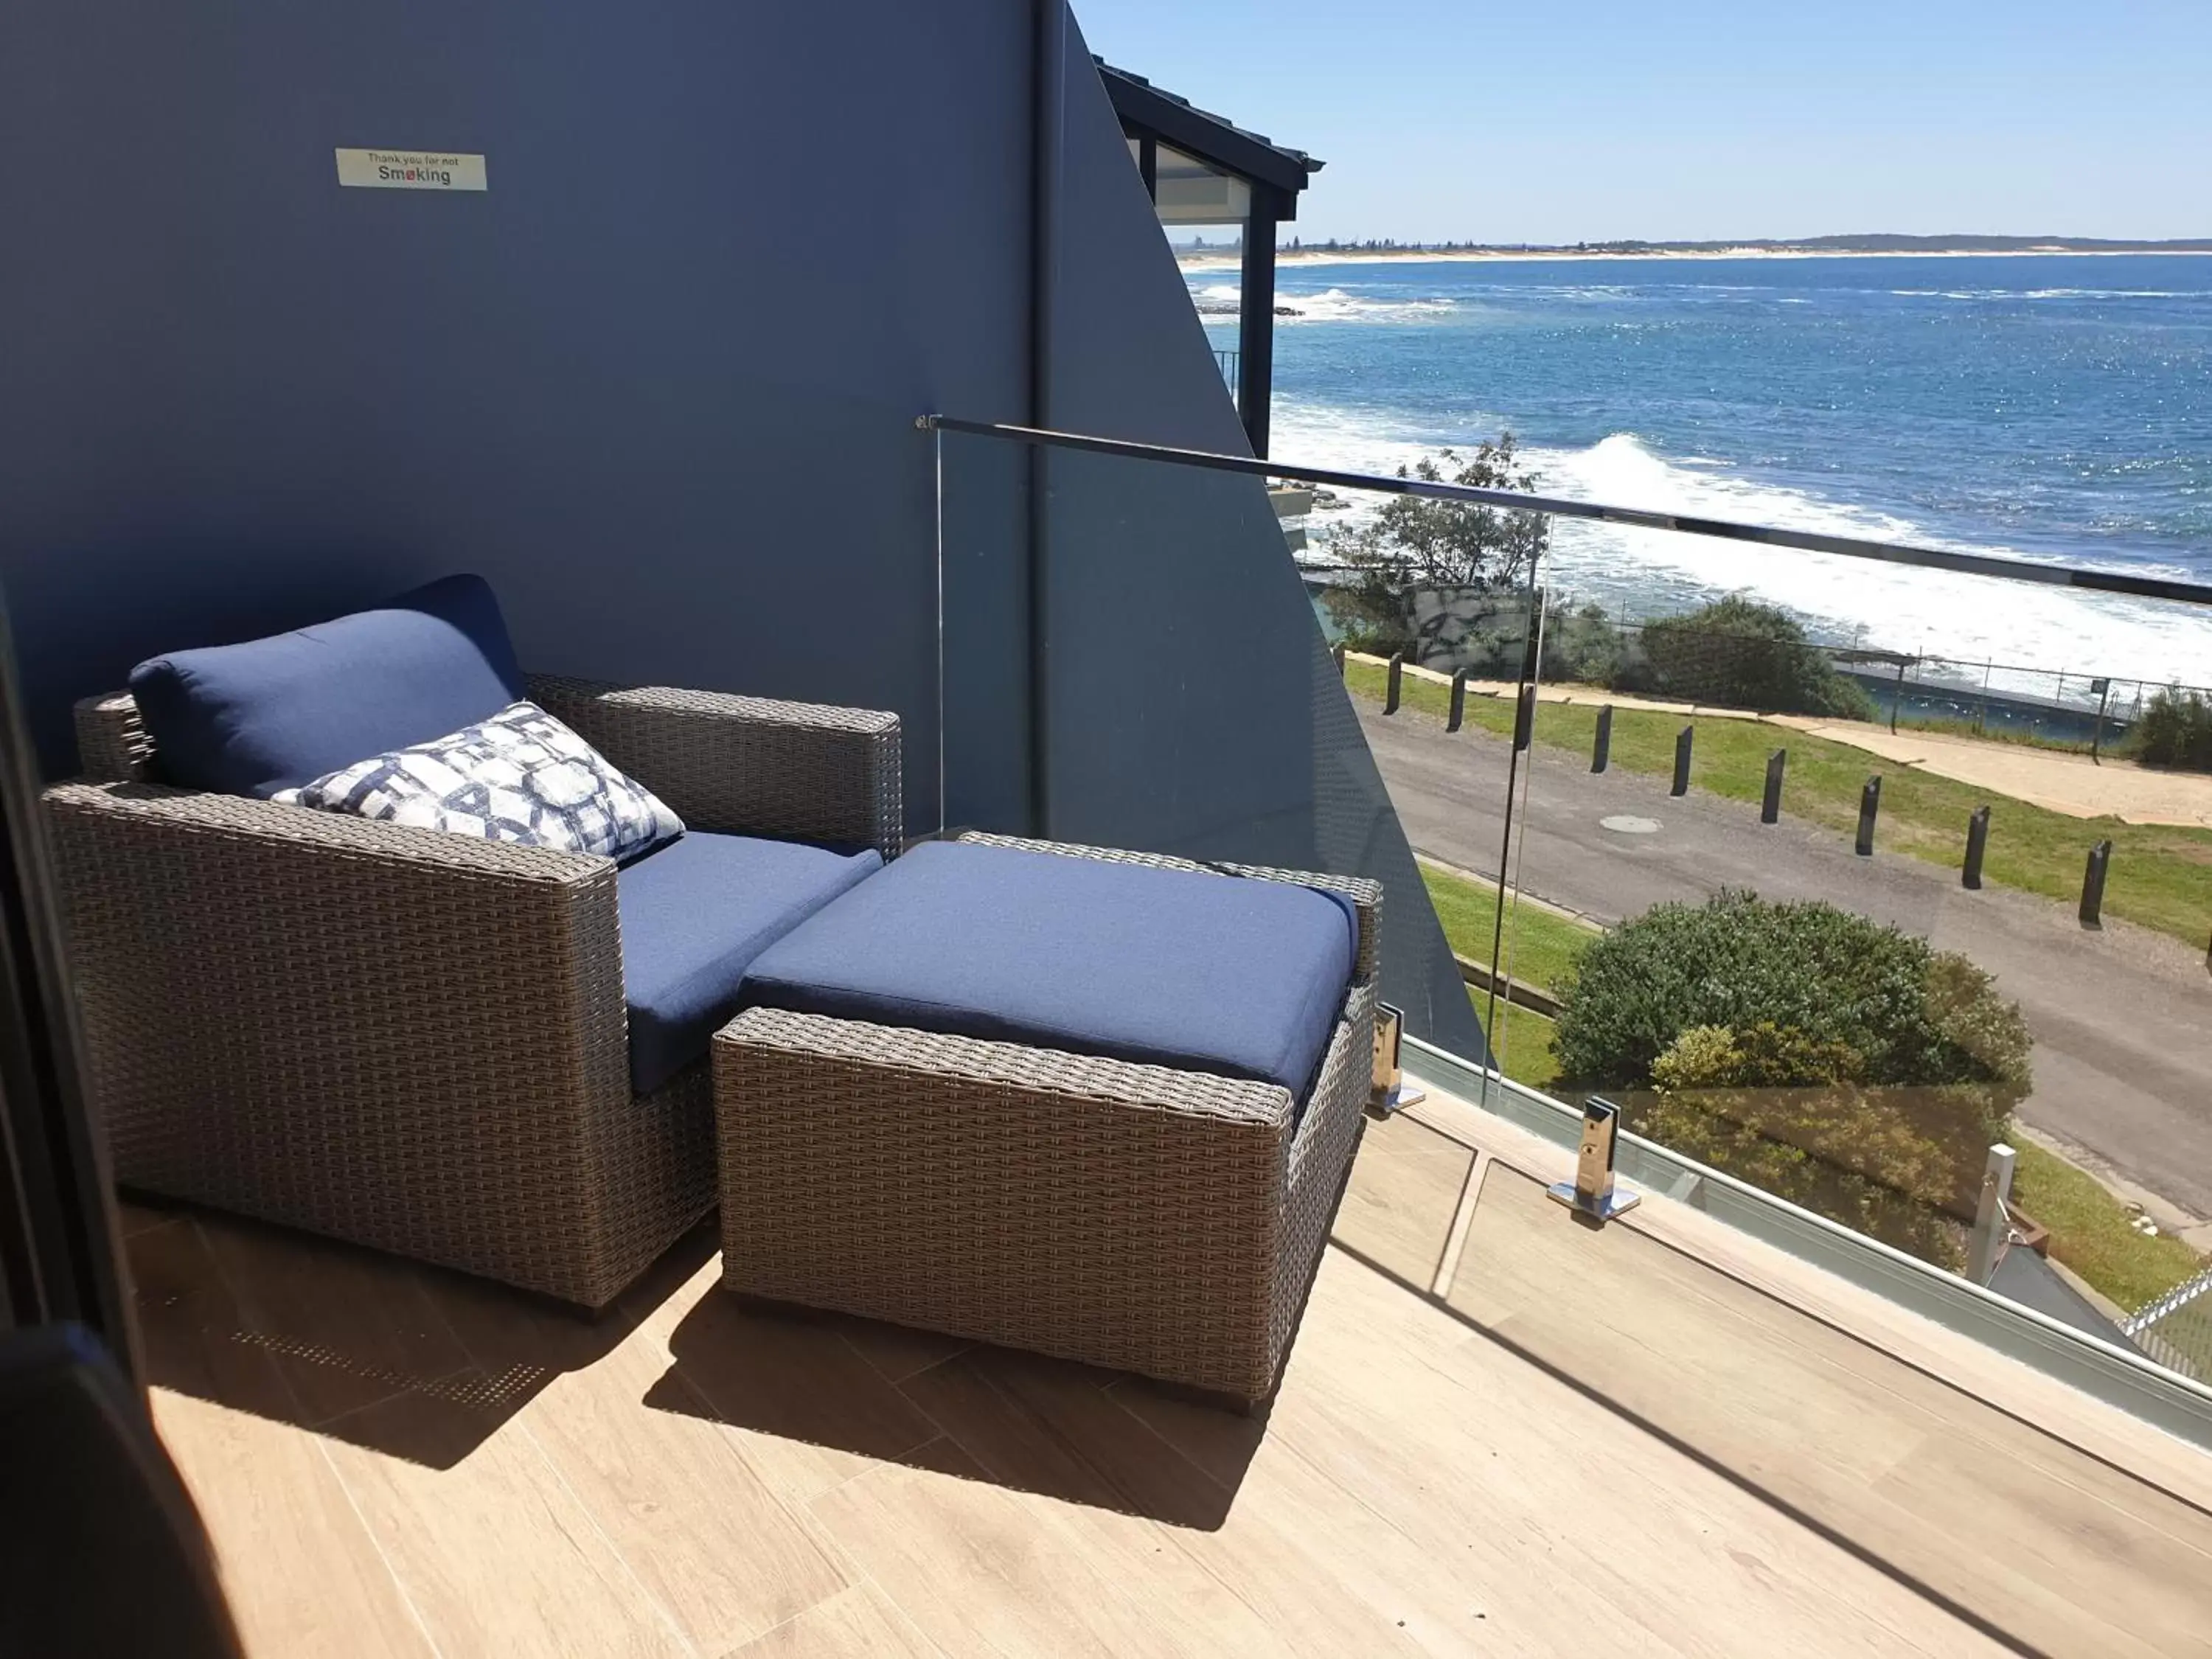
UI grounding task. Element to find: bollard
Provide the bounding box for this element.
[1671,726,1693,796]
[1761,749,1787,824]
[1963,805,1990,890]
[1447,668,1469,734]
[2080,839,2112,928]
[1384,653,1403,715]
[1333,641,1346,677]
[1855,776,1882,856]
[1513,684,1537,752]
[1591,705,1613,773]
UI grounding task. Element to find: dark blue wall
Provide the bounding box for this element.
[1,0,1481,1057]
[0,1,1034,827]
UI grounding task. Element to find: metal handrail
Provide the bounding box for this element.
[917,414,2212,608]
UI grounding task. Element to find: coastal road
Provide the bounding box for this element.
[1360,703,2212,1227]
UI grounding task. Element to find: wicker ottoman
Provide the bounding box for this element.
[709,833,1379,1408]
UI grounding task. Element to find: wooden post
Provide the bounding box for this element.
[1385,653,1403,715]
[1761,749,1786,824]
[1591,705,1613,773]
[1447,668,1469,734]
[1963,805,1990,890]
[1513,684,1537,752]
[1966,1144,2017,1286]
[1855,776,1882,856]
[1332,641,1346,677]
[2080,839,2112,928]
[1671,726,1692,797]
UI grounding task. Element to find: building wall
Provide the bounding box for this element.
[0,0,1481,1056]
[0,1,1034,830]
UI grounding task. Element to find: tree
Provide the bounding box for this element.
[1320,438,1549,662]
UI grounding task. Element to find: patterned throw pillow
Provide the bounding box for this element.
[274,700,684,860]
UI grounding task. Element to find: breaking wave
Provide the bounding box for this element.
[1271,402,2211,689]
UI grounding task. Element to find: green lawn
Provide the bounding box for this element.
[1419,861,1599,992]
[1419,859,1590,1094]
[2011,1141,2208,1313]
[1349,659,2212,948]
[1472,994,1564,1093]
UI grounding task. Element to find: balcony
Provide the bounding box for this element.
[7,16,2211,1653]
[0,408,2183,1659]
[129,1061,2212,1657]
[55,412,2208,1659]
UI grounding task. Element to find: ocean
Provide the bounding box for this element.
[1192,253,2212,695]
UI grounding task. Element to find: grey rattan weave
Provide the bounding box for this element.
[714,839,1380,1406]
[529,676,902,860]
[49,679,902,1307]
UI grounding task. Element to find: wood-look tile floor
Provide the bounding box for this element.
[126,1091,2212,1658]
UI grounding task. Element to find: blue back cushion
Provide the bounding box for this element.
[128,574,527,797]
[740,841,1359,1097]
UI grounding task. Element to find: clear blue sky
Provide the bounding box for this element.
[1074,0,2212,244]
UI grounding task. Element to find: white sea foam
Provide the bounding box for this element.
[1270,400,2212,689]
[1188,282,1455,324]
[1891,287,2205,301]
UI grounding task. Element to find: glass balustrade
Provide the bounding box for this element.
[930,412,2212,1420]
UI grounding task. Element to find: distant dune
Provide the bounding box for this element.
[1177,235,2212,271]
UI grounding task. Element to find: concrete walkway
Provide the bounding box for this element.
[1361,700,2212,1237]
[1355,654,2212,827]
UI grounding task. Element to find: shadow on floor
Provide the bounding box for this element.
[125,1192,716,1470]
[125,1189,1266,1517]
[647,1287,1264,1529]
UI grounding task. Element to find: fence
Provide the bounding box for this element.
[1589,606,2207,748]
[1305,569,2212,754]
[2122,1265,2212,1385]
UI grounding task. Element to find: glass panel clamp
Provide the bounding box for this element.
[1547,1097,1641,1225]
[1368,1003,1425,1116]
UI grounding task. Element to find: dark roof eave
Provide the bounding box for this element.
[1093,58,1322,206]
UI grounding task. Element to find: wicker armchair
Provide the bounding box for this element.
[46,676,901,1308]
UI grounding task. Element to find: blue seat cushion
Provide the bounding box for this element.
[129,574,528,797]
[619,832,883,1095]
[740,841,1358,1097]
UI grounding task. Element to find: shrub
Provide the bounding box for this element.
[2127,686,2212,773]
[1632,1075,1986,1267]
[1649,1021,1863,1091]
[1624,595,1874,719]
[1554,894,2031,1268]
[1540,601,1624,686]
[1553,891,2030,1095]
